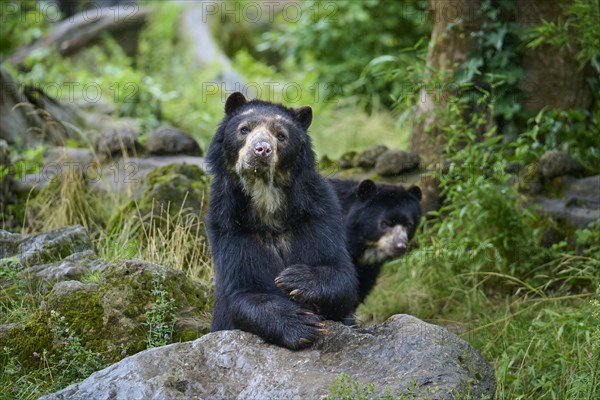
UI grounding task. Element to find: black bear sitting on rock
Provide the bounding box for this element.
[328,179,422,305]
[206,92,358,350]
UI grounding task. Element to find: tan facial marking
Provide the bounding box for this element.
[358,225,409,266]
[233,126,284,227]
[378,225,408,256]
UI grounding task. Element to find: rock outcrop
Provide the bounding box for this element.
[0,225,212,369]
[41,314,496,400]
[147,126,202,156]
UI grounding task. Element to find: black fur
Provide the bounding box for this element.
[206,93,358,350]
[328,178,422,305]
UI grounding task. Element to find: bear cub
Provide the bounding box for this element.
[329,178,422,305]
[206,92,358,350]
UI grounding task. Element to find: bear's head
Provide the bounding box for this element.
[208,92,313,182]
[207,92,315,225]
[349,179,422,266]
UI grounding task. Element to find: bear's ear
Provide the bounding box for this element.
[225,92,247,115]
[407,185,422,200]
[356,179,377,200]
[293,106,313,130]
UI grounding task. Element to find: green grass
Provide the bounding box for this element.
[357,253,598,399]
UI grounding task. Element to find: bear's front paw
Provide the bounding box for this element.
[280,309,326,350]
[274,264,318,305]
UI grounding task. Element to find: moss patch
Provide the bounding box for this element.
[108,163,210,235]
[1,311,53,370]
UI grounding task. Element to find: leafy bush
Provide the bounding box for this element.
[526,0,600,74]
[513,108,600,173]
[0,1,51,57]
[260,0,430,109]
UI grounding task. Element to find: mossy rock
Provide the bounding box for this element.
[517,164,543,194]
[1,312,53,370]
[353,144,388,169]
[109,163,210,233]
[3,261,212,372]
[46,260,212,356]
[1,226,212,376]
[1,225,93,268]
[47,281,104,342]
[338,150,358,169]
[103,261,211,353]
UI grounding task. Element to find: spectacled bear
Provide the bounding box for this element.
[328,178,422,305]
[206,92,358,350]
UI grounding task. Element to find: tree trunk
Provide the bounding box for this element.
[517,0,594,113]
[409,0,485,213]
[5,4,151,69]
[0,67,80,148]
[410,0,485,168]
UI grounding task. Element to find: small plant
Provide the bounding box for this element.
[137,198,213,283]
[327,373,424,400]
[44,310,105,384]
[143,268,175,348]
[1,310,106,399]
[525,0,600,73]
[327,373,377,400]
[80,270,102,285]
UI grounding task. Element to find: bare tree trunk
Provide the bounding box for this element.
[517,0,594,113]
[0,67,80,147]
[409,0,485,213]
[410,0,485,168]
[5,5,151,69]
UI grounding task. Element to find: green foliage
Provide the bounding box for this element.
[0,259,35,326]
[0,1,51,57]
[261,0,430,109]
[5,33,167,135]
[513,108,600,172]
[360,88,598,399]
[477,297,599,399]
[457,0,526,135]
[435,95,537,278]
[1,310,106,400]
[327,374,377,400]
[135,2,228,148]
[12,146,45,179]
[526,0,600,73]
[143,269,175,348]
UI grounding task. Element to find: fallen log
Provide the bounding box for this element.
[5,4,151,69]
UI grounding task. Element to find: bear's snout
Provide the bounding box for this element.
[379,225,409,257]
[254,141,272,157]
[395,242,407,250]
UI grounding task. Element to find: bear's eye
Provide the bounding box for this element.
[240,127,250,135]
[276,133,286,142]
[379,220,390,230]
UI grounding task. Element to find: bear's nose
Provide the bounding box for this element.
[254,142,272,157]
[395,242,406,250]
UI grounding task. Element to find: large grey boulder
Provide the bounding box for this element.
[354,144,388,169]
[147,126,202,156]
[375,149,420,177]
[0,225,92,266]
[94,119,141,157]
[536,150,583,180]
[41,314,496,400]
